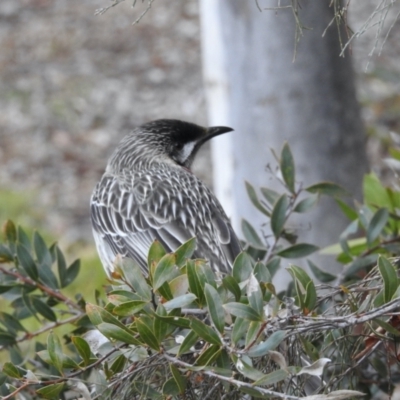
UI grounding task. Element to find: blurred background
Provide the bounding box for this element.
[1,0,400,287]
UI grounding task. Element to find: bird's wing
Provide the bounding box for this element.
[91,169,241,276]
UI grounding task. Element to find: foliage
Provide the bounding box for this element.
[0,143,400,399]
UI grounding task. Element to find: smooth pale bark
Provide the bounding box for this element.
[200,0,368,282]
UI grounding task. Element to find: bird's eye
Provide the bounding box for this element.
[175,143,184,151]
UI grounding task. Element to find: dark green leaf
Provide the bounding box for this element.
[293,195,318,213]
[266,257,281,278]
[17,226,31,252]
[136,317,160,351]
[241,219,265,249]
[36,383,65,399]
[162,378,180,396]
[224,302,262,321]
[32,298,57,322]
[170,364,186,393]
[113,300,148,316]
[232,317,249,345]
[98,322,141,346]
[154,304,168,342]
[344,254,379,278]
[204,283,225,333]
[236,358,265,381]
[222,275,241,301]
[117,258,151,301]
[65,259,80,286]
[187,260,204,304]
[153,314,190,329]
[247,331,286,357]
[0,331,16,347]
[163,293,197,311]
[2,362,21,378]
[47,332,64,375]
[56,246,68,288]
[247,274,263,317]
[271,194,289,238]
[260,187,280,206]
[0,244,13,262]
[245,181,270,216]
[232,252,253,283]
[71,336,91,366]
[277,243,319,259]
[305,182,348,197]
[195,344,221,366]
[175,237,196,267]
[147,240,167,274]
[280,142,295,193]
[16,242,38,280]
[190,317,221,345]
[33,231,52,268]
[153,253,179,290]
[336,199,358,221]
[0,312,27,334]
[245,321,262,347]
[378,256,398,303]
[254,262,271,283]
[367,208,389,245]
[253,369,289,386]
[178,330,198,355]
[3,220,17,243]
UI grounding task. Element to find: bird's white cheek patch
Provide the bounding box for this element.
[177,142,196,163]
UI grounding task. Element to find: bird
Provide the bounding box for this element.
[90,119,241,278]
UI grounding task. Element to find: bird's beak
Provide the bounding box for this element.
[199,126,234,145]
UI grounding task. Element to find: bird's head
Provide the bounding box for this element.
[109,119,233,171]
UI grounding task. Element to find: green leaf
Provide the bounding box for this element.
[0,312,27,334]
[222,275,241,301]
[232,317,250,345]
[153,253,179,290]
[280,142,295,193]
[56,246,68,288]
[113,300,148,317]
[154,304,169,342]
[0,331,16,347]
[260,187,280,206]
[117,258,151,301]
[277,243,319,259]
[288,265,316,311]
[266,257,281,278]
[187,260,204,304]
[2,362,22,378]
[254,262,271,283]
[170,364,186,393]
[204,283,225,333]
[308,260,336,283]
[71,336,91,366]
[36,383,65,399]
[136,317,160,351]
[247,331,286,357]
[241,219,265,249]
[271,194,289,238]
[190,317,221,345]
[3,220,17,243]
[245,321,262,347]
[245,181,270,216]
[98,322,141,345]
[195,344,221,366]
[224,303,262,321]
[169,274,189,297]
[175,237,196,267]
[162,378,180,396]
[305,182,348,197]
[163,293,197,312]
[16,242,38,280]
[32,298,57,322]
[33,231,52,268]
[178,329,198,356]
[110,354,126,375]
[336,199,358,221]
[65,259,80,286]
[17,226,31,252]
[232,252,254,283]
[247,274,263,317]
[147,240,167,274]
[294,195,318,213]
[47,332,64,375]
[367,208,389,245]
[236,358,266,381]
[378,256,398,303]
[253,369,289,386]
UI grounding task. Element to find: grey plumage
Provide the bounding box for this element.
[90,119,241,277]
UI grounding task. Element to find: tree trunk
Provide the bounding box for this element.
[200,0,369,283]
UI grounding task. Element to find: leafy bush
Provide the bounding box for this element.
[0,144,400,399]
